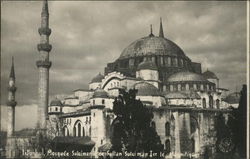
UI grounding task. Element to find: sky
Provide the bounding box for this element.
[0,1,247,131]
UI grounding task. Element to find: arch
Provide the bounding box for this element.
[209,95,213,108]
[63,126,69,136]
[165,139,171,154]
[165,122,170,136]
[73,126,76,137]
[216,99,220,109]
[78,123,81,137]
[190,116,198,134]
[89,127,91,136]
[202,98,206,108]
[151,121,156,129]
[82,126,85,137]
[191,138,195,153]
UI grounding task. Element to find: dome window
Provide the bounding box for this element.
[202,98,206,108]
[55,107,58,111]
[102,99,105,104]
[216,99,220,109]
[209,95,213,108]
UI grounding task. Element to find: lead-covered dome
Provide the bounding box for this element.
[168,71,207,82]
[93,88,108,98]
[134,82,161,96]
[50,99,63,106]
[119,36,186,59]
[90,73,104,83]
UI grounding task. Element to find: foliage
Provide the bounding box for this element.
[111,89,163,154]
[227,85,247,157]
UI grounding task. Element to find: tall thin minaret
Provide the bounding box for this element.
[6,57,17,137]
[36,0,52,129]
[159,18,164,38]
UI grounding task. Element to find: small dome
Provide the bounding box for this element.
[134,82,161,96]
[168,71,207,82]
[50,99,63,106]
[90,73,104,83]
[93,88,108,98]
[137,60,158,71]
[223,92,240,104]
[119,36,187,60]
[203,70,219,80]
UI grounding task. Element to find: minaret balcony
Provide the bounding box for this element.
[37,43,52,52]
[38,27,51,36]
[6,100,17,107]
[8,86,17,92]
[36,60,52,68]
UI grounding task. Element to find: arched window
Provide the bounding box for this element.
[82,127,85,137]
[191,138,195,153]
[209,95,213,108]
[165,139,171,154]
[78,123,81,137]
[165,122,170,136]
[102,99,105,104]
[151,121,156,129]
[89,127,91,136]
[216,99,220,109]
[55,107,58,111]
[73,126,76,137]
[202,98,206,108]
[93,100,95,105]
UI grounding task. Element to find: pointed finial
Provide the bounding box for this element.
[159,17,164,38]
[10,56,15,79]
[149,24,154,37]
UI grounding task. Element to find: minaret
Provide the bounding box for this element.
[36,0,52,129]
[159,18,164,38]
[149,24,154,37]
[6,57,17,137]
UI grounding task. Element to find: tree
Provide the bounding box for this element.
[111,89,164,154]
[227,85,247,157]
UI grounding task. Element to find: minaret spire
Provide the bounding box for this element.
[10,56,15,79]
[36,0,52,129]
[6,57,17,137]
[159,17,164,38]
[149,24,154,37]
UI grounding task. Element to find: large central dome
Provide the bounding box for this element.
[119,35,186,59]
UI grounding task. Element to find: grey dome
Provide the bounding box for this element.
[50,99,63,106]
[90,73,104,83]
[119,36,186,59]
[168,71,207,82]
[134,82,161,96]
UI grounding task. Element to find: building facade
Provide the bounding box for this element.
[4,1,241,159]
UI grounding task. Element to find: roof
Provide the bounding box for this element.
[119,36,187,60]
[203,70,219,80]
[223,92,240,104]
[93,88,108,98]
[137,60,158,70]
[52,136,95,146]
[90,73,104,83]
[73,89,93,92]
[50,99,63,106]
[167,71,208,82]
[165,90,201,99]
[134,82,161,96]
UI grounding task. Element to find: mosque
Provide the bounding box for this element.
[3,0,241,159]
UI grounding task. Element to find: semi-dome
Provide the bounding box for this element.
[168,71,207,82]
[134,82,161,96]
[90,73,104,83]
[119,36,187,60]
[203,70,219,80]
[137,60,157,70]
[50,99,63,106]
[93,88,108,98]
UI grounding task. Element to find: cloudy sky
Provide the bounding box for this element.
[1,1,247,130]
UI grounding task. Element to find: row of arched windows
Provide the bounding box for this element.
[164,83,215,92]
[202,96,220,109]
[63,121,91,137]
